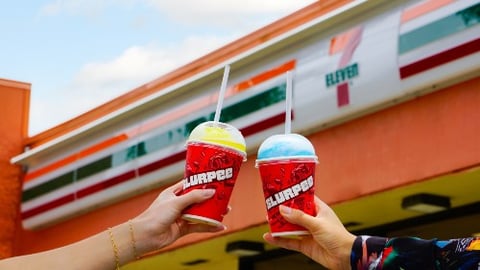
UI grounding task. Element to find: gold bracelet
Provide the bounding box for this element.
[107,227,120,270]
[128,220,139,259]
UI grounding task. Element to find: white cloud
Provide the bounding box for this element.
[72,34,228,95]
[29,34,229,135]
[147,0,315,15]
[40,0,315,15]
[39,0,137,17]
[39,0,103,16]
[39,0,315,26]
[146,0,316,28]
[30,0,317,135]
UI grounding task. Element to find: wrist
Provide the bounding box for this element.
[338,232,357,270]
[129,217,160,256]
[106,221,143,267]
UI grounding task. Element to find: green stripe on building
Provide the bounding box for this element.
[399,3,480,55]
[22,172,75,202]
[22,84,286,202]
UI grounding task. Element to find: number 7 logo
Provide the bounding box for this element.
[328,26,364,107]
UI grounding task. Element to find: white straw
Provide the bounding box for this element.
[285,71,293,134]
[214,64,231,122]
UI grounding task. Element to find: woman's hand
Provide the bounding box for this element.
[131,181,226,255]
[263,196,356,270]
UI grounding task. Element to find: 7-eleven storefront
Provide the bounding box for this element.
[3,0,480,269]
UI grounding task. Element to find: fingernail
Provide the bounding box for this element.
[203,189,215,197]
[279,205,292,215]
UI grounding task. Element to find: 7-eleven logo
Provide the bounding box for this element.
[325,26,364,107]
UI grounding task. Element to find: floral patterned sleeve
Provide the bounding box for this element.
[350,235,480,270]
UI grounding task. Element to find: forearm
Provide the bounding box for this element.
[0,221,143,270]
[350,236,480,270]
[0,181,218,270]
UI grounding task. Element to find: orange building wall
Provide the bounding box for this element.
[14,75,480,256]
[314,76,480,203]
[0,79,30,258]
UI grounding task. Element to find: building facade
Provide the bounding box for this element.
[2,0,480,269]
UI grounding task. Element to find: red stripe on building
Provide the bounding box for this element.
[24,61,297,183]
[400,38,480,79]
[241,112,287,136]
[21,194,75,220]
[76,171,137,199]
[20,113,287,220]
[138,151,186,176]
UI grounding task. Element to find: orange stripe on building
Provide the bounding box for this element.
[401,0,453,23]
[233,60,296,92]
[126,96,214,138]
[24,134,128,182]
[76,134,128,159]
[128,60,297,137]
[24,60,295,182]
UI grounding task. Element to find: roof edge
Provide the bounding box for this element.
[25,0,353,148]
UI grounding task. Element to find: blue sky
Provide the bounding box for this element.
[0,0,316,135]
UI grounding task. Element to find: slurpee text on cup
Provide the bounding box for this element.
[181,121,246,226]
[256,133,318,237]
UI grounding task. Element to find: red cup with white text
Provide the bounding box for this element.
[256,134,318,237]
[181,121,246,226]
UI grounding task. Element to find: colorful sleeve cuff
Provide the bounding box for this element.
[350,235,437,269]
[350,236,480,270]
[350,235,388,270]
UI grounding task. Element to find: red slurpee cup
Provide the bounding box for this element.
[256,134,318,237]
[181,121,246,226]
